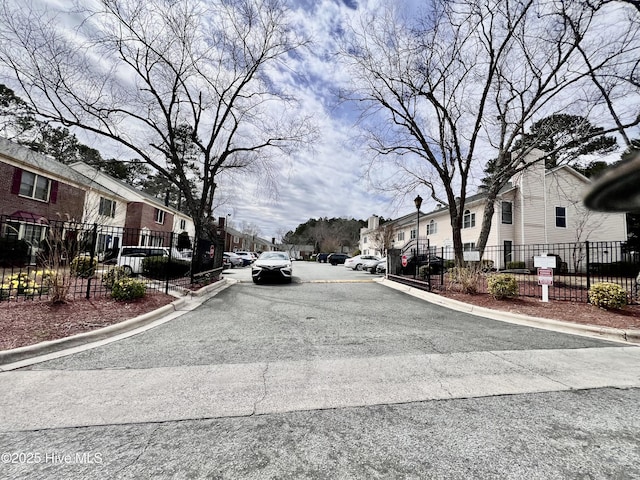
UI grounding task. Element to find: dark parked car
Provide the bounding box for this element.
[328,253,350,265]
[401,254,445,275]
[316,253,330,263]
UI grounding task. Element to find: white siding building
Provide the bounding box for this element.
[360,150,627,269]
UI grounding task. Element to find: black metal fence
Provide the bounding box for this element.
[390,239,640,303]
[0,214,224,302]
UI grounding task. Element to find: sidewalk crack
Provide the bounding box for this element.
[252,363,269,416]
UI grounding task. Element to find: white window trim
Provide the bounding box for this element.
[555,206,567,228]
[463,210,476,229]
[155,208,166,225]
[19,171,51,203]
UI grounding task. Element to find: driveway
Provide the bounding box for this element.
[2,262,640,479]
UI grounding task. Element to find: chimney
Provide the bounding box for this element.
[218,217,225,229]
[272,237,276,244]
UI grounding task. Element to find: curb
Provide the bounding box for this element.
[0,278,234,368]
[377,278,640,345]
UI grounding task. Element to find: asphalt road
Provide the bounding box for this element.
[2,262,640,479]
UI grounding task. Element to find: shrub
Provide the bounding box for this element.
[70,255,97,278]
[589,282,627,310]
[487,274,519,299]
[419,264,440,277]
[102,266,131,290]
[142,256,190,279]
[448,266,481,294]
[0,238,30,267]
[111,277,146,301]
[0,272,45,299]
[506,261,526,270]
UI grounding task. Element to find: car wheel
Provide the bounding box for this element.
[122,265,133,276]
[355,264,363,271]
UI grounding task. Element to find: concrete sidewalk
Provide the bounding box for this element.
[2,346,639,431]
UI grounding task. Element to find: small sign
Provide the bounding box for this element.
[209,245,215,256]
[401,255,408,267]
[534,255,556,268]
[538,268,553,285]
[463,250,480,262]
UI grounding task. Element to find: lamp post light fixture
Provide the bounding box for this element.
[414,195,423,279]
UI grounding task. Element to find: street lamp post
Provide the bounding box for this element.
[414,195,423,279]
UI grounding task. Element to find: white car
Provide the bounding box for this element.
[224,252,244,267]
[251,251,292,284]
[344,254,381,271]
[234,251,254,266]
[116,246,184,275]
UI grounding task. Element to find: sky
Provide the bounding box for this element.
[6,0,421,241]
[3,0,639,242]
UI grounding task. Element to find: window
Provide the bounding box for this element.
[555,207,566,228]
[426,220,437,235]
[397,232,405,241]
[363,236,368,244]
[463,210,475,229]
[179,219,186,230]
[410,229,417,239]
[501,201,512,224]
[154,208,165,224]
[19,171,51,202]
[99,197,116,217]
[463,242,476,251]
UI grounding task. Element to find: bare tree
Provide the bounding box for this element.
[340,0,640,264]
[370,223,396,256]
[0,0,315,246]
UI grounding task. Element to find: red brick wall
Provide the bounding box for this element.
[123,202,174,245]
[0,163,85,221]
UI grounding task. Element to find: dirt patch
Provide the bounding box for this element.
[0,293,175,350]
[437,291,640,330]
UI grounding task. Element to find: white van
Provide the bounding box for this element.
[116,246,183,275]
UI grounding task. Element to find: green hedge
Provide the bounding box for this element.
[70,255,97,278]
[589,282,627,310]
[142,256,191,279]
[506,261,526,270]
[111,278,146,301]
[0,238,30,266]
[590,262,639,278]
[487,274,519,299]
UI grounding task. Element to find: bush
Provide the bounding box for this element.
[142,256,191,279]
[590,262,639,278]
[0,238,30,267]
[487,274,519,299]
[588,282,627,310]
[448,266,481,294]
[506,261,526,270]
[111,277,146,301]
[0,272,46,299]
[419,264,440,277]
[70,255,97,277]
[102,266,130,290]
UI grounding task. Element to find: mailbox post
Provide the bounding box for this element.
[534,254,556,303]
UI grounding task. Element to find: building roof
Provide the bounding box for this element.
[0,136,119,197]
[69,161,192,219]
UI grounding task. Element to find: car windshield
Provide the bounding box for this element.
[260,252,289,260]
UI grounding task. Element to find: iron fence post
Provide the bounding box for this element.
[85,223,98,299]
[165,233,174,295]
[585,240,591,301]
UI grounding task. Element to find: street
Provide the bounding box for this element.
[1,262,640,479]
